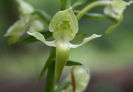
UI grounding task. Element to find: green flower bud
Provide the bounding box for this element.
[64,66,90,92]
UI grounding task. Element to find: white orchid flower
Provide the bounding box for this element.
[104,0,133,33]
[5,0,44,44]
[27,8,101,82]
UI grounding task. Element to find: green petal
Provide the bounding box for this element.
[17,0,34,15]
[27,31,55,47]
[49,8,78,41]
[29,20,44,32]
[70,34,101,48]
[104,0,133,19]
[112,0,133,14]
[5,19,28,44]
[55,41,70,82]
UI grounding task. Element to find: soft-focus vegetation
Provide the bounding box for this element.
[0,0,133,92]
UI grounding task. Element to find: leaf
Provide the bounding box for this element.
[45,59,56,92]
[66,60,82,66]
[17,31,52,44]
[37,48,55,82]
[55,81,71,92]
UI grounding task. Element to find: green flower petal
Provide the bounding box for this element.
[17,0,34,15]
[5,19,28,44]
[70,34,101,48]
[49,8,78,41]
[27,31,56,47]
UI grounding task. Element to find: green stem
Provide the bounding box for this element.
[105,14,123,34]
[45,48,56,92]
[45,58,56,92]
[37,47,55,82]
[60,0,71,10]
[77,1,111,20]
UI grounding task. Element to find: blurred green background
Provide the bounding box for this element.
[0,0,133,92]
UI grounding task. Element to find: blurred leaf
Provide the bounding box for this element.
[55,81,71,92]
[17,31,52,44]
[45,60,55,92]
[37,48,55,82]
[66,60,82,66]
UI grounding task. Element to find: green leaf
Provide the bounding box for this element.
[17,31,52,44]
[66,60,82,66]
[55,81,71,92]
[45,59,56,92]
[37,48,55,82]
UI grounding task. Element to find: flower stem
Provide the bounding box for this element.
[77,1,111,20]
[45,48,56,92]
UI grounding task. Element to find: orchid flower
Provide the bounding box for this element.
[27,8,101,82]
[104,0,133,33]
[5,0,44,44]
[63,66,90,92]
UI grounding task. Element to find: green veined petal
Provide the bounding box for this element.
[49,8,78,41]
[27,31,56,47]
[70,34,101,48]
